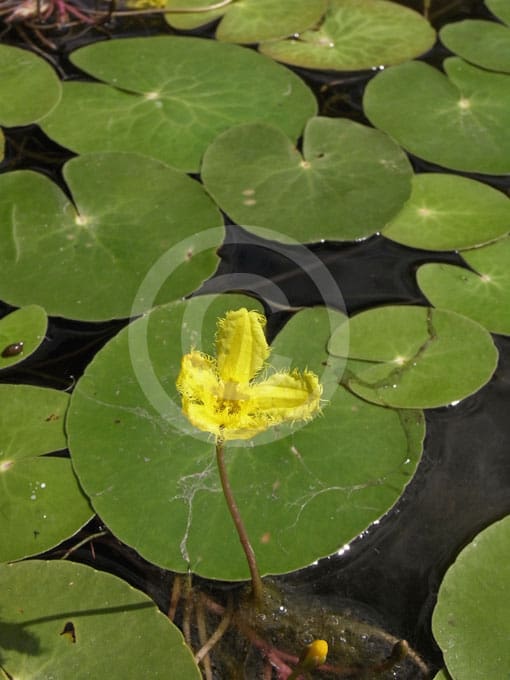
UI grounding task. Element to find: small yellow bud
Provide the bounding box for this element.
[288,639,328,679]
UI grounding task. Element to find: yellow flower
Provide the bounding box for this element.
[176,308,322,441]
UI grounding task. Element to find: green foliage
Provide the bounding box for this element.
[0,153,222,320]
[0,305,47,370]
[328,306,498,409]
[67,296,424,579]
[0,385,92,562]
[383,173,510,251]
[0,44,61,126]
[260,0,435,71]
[417,236,510,335]
[202,117,413,241]
[0,560,201,678]
[432,516,510,679]
[364,57,510,174]
[39,36,316,172]
[165,0,328,43]
[440,18,510,73]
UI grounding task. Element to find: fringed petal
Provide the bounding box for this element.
[216,308,269,384]
[248,369,322,424]
[176,351,220,402]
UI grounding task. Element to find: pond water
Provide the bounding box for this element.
[1,1,509,678]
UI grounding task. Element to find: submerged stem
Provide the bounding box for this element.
[215,440,264,602]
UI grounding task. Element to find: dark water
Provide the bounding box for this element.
[1,1,509,676]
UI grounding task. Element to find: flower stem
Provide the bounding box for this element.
[215,440,264,602]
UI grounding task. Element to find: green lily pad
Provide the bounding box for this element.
[0,560,201,678]
[259,0,435,71]
[328,305,498,409]
[0,305,47,370]
[0,385,92,563]
[383,173,510,251]
[0,153,223,321]
[487,0,510,25]
[432,516,510,680]
[201,118,412,242]
[39,36,316,173]
[364,57,510,174]
[67,295,424,580]
[417,236,510,335]
[165,0,327,44]
[433,672,452,680]
[0,44,61,126]
[440,18,510,74]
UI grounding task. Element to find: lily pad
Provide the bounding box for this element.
[201,118,412,242]
[259,0,435,71]
[364,57,510,174]
[417,236,510,335]
[0,385,92,563]
[432,516,510,680]
[0,305,47,370]
[165,0,327,44]
[0,560,201,678]
[39,36,316,173]
[0,153,223,321]
[0,44,61,126]
[328,305,498,409]
[440,18,510,74]
[383,173,510,251]
[487,0,510,25]
[67,295,424,580]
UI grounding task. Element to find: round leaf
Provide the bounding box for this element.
[440,19,510,74]
[417,236,510,335]
[0,44,61,126]
[0,153,223,321]
[383,173,510,251]
[432,516,510,680]
[0,560,201,679]
[0,305,47,370]
[39,36,316,173]
[201,118,412,241]
[259,0,435,71]
[0,385,92,562]
[328,305,498,408]
[67,296,424,579]
[364,57,510,174]
[165,0,328,44]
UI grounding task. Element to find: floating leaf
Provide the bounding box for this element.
[417,236,510,335]
[432,672,451,680]
[328,305,498,409]
[259,0,435,71]
[40,36,316,173]
[0,153,223,321]
[487,0,510,25]
[67,296,424,579]
[0,44,61,126]
[383,173,510,251]
[0,305,47,370]
[0,385,92,562]
[432,516,510,680]
[201,118,412,242]
[165,0,327,44]
[0,560,201,678]
[364,57,510,174]
[440,18,510,74]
